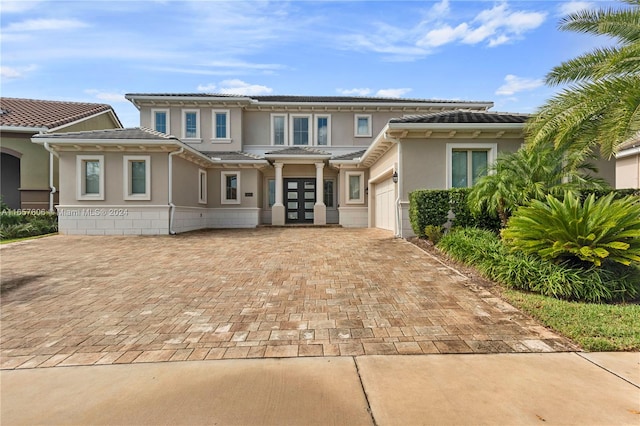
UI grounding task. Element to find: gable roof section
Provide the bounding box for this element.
[0,97,122,131]
[265,146,332,156]
[331,150,366,161]
[33,127,175,141]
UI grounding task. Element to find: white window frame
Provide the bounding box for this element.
[445,143,497,189]
[267,178,276,208]
[345,171,365,204]
[221,171,241,204]
[354,114,372,137]
[289,114,312,146]
[151,109,170,134]
[270,114,288,146]
[323,178,336,208]
[198,169,207,204]
[76,155,105,200]
[315,114,331,146]
[182,109,201,141]
[212,109,231,142]
[123,155,151,201]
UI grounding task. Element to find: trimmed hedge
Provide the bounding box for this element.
[409,190,449,237]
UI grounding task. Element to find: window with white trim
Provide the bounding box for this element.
[290,114,312,146]
[221,171,240,204]
[345,171,364,204]
[182,109,200,140]
[446,143,497,188]
[212,110,230,140]
[324,179,335,207]
[76,155,104,200]
[198,169,207,204]
[271,114,287,146]
[123,155,151,200]
[354,114,372,137]
[268,179,276,207]
[315,115,331,146]
[152,109,170,134]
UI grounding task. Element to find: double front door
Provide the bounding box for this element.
[285,178,315,223]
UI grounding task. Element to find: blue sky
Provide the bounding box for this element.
[0,0,619,127]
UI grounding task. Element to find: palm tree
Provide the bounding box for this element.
[526,0,640,159]
[468,146,609,227]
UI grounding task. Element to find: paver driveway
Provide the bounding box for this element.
[0,228,577,369]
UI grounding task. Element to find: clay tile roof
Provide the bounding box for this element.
[265,146,332,156]
[0,97,121,129]
[331,150,366,161]
[32,127,176,140]
[390,110,529,124]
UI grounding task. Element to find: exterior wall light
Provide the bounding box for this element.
[392,171,398,183]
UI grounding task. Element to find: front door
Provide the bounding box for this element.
[285,178,315,223]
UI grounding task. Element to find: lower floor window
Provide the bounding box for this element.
[221,171,240,204]
[324,180,334,207]
[76,155,104,200]
[198,169,207,204]
[452,150,488,187]
[124,155,151,200]
[346,171,364,204]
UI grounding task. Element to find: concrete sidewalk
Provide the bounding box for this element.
[2,352,638,425]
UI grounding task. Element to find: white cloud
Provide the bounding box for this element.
[217,79,273,96]
[419,23,468,48]
[0,1,43,13]
[337,88,372,96]
[197,84,217,92]
[4,19,89,32]
[495,75,544,96]
[558,1,595,16]
[376,88,412,98]
[84,89,128,103]
[0,65,36,80]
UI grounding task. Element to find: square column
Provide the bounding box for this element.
[314,162,326,225]
[272,162,285,225]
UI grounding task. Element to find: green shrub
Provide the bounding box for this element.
[437,227,639,303]
[449,188,501,232]
[0,211,58,240]
[409,190,449,237]
[502,192,640,267]
[424,225,444,244]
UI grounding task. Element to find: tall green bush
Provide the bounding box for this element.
[409,190,449,237]
[0,211,58,240]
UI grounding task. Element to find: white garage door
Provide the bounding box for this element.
[374,178,395,231]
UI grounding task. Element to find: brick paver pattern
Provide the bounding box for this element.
[0,228,578,369]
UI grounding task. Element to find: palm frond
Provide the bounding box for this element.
[560,6,640,43]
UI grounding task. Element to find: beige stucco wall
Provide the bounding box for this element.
[2,133,52,191]
[369,144,398,183]
[207,168,262,208]
[616,154,639,189]
[171,156,205,207]
[58,151,169,205]
[58,112,120,133]
[141,106,243,152]
[590,155,616,187]
[400,138,523,198]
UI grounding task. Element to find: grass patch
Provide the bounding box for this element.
[0,233,57,245]
[502,289,640,351]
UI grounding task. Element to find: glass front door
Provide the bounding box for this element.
[285,178,315,223]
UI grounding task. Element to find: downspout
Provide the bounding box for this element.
[168,147,184,235]
[42,139,58,212]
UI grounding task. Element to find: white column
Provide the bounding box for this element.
[272,162,285,225]
[314,162,326,225]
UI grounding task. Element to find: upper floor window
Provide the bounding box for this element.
[182,109,200,140]
[354,114,372,137]
[271,114,287,146]
[316,115,331,146]
[290,114,311,146]
[446,143,496,188]
[152,109,169,134]
[221,171,241,204]
[123,155,151,200]
[76,155,104,200]
[212,110,230,140]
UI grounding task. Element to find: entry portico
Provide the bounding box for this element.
[265,147,331,226]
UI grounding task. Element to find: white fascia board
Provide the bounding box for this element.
[210,159,270,165]
[264,154,331,160]
[126,94,253,103]
[254,101,494,109]
[616,146,640,159]
[357,124,396,165]
[387,122,525,131]
[1,125,48,133]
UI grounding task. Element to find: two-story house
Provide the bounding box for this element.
[32,94,616,237]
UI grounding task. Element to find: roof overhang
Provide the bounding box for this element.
[208,158,270,169]
[126,94,253,109]
[385,122,525,141]
[245,101,493,113]
[0,125,48,133]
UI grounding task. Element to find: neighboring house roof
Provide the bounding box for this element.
[32,127,175,140]
[0,97,122,131]
[618,132,640,151]
[390,110,529,124]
